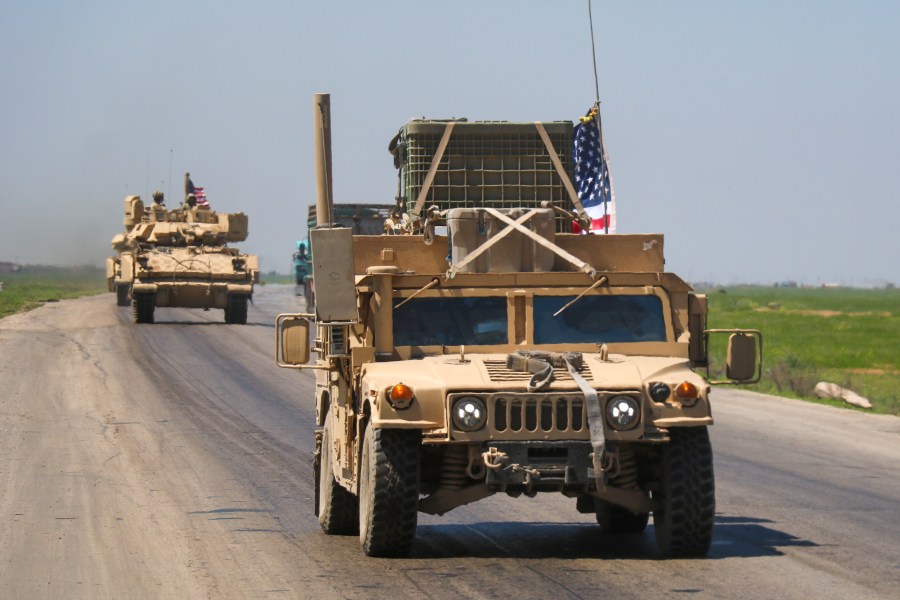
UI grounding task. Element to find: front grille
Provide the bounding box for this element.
[483,359,591,384]
[492,393,587,434]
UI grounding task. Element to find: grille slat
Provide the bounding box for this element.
[491,394,587,435]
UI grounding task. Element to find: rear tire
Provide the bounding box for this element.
[116,284,131,307]
[653,427,715,557]
[359,420,420,557]
[132,293,155,324]
[317,420,358,535]
[596,501,650,533]
[224,294,248,324]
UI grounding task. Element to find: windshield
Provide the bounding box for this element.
[393,297,508,346]
[534,295,666,344]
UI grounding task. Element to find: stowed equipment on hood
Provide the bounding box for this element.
[505,350,607,489]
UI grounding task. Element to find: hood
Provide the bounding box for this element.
[361,352,696,396]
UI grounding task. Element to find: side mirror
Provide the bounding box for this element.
[705,329,762,384]
[727,333,758,381]
[276,314,311,367]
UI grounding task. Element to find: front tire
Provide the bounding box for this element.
[359,420,420,557]
[316,420,358,535]
[653,427,715,557]
[132,292,155,324]
[116,284,131,307]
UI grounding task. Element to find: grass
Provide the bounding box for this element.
[703,286,900,415]
[0,266,108,319]
[259,272,294,285]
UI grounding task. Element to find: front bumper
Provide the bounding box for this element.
[483,440,595,493]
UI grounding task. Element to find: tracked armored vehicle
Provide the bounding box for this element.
[108,195,259,324]
[276,95,761,558]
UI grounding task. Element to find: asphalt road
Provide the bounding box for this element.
[1,285,898,599]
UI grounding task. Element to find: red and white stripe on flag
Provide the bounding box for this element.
[194,187,209,207]
[572,202,617,234]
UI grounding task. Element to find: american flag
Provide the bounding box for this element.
[194,187,209,208]
[572,106,616,234]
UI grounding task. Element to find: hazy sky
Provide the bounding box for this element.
[1,1,898,286]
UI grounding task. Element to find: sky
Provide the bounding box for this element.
[1,0,898,287]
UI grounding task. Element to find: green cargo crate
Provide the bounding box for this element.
[390,120,575,232]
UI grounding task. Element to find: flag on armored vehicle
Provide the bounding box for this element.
[573,106,616,234]
[194,187,209,207]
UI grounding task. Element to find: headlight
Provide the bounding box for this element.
[452,396,487,432]
[649,382,671,402]
[606,395,640,431]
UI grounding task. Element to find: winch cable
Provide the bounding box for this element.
[506,350,606,487]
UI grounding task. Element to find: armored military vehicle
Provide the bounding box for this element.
[276,95,761,558]
[109,195,259,324]
[297,203,395,309]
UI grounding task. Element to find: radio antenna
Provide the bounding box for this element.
[588,0,601,105]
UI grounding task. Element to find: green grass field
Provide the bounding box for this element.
[0,267,108,319]
[704,286,899,415]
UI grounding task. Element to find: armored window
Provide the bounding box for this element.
[393,296,508,346]
[533,295,666,344]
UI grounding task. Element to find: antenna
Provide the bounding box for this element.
[168,149,174,201]
[588,0,601,105]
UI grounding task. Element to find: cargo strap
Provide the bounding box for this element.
[445,208,596,278]
[505,350,606,486]
[410,121,457,222]
[534,122,592,231]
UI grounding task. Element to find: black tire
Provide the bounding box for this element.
[596,500,650,533]
[304,279,315,314]
[317,420,358,535]
[224,294,248,324]
[653,427,715,557]
[359,420,420,557]
[132,293,155,324]
[116,284,131,307]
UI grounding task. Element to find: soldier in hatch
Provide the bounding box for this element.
[184,172,195,199]
[149,190,168,221]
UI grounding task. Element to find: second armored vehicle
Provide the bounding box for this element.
[109,194,259,324]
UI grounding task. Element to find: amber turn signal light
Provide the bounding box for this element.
[675,381,699,400]
[389,383,414,402]
[387,383,414,410]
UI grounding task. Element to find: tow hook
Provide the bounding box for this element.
[482,447,508,470]
[482,447,541,479]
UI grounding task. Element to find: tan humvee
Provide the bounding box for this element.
[107,195,259,324]
[276,100,761,558]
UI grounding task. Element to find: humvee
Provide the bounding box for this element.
[276,96,761,557]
